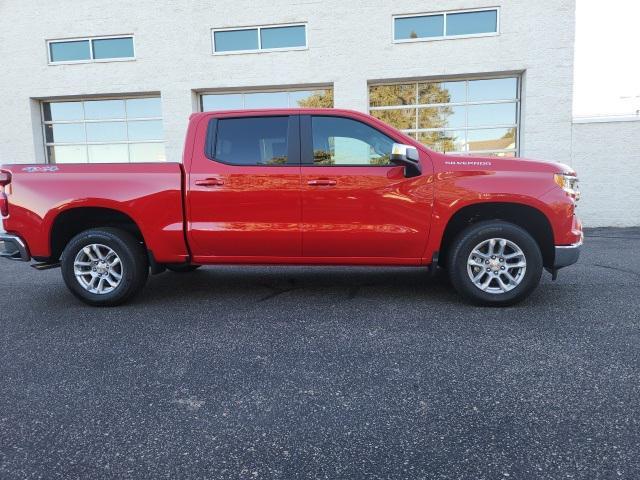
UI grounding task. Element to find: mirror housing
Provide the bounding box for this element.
[390,143,422,177]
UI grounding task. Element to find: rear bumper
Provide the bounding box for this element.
[0,232,31,261]
[554,240,582,269]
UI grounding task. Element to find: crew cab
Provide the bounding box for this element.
[0,108,582,306]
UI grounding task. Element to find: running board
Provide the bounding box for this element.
[31,262,61,271]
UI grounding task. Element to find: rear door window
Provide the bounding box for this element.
[213,116,291,165]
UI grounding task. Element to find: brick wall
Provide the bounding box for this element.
[0,0,575,165]
[572,119,640,227]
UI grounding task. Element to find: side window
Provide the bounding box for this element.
[214,116,289,165]
[311,116,395,166]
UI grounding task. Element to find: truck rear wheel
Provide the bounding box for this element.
[60,228,148,306]
[447,221,543,306]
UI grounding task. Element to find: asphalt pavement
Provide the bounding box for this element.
[1,228,639,479]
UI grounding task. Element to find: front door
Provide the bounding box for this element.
[187,114,302,261]
[300,114,432,262]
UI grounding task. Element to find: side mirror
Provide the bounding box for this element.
[390,143,422,177]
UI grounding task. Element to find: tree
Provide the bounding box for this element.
[369,83,457,152]
[296,90,334,108]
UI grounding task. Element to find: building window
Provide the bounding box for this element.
[42,97,165,164]
[201,87,333,111]
[48,36,135,64]
[212,24,306,54]
[369,76,519,157]
[394,9,499,42]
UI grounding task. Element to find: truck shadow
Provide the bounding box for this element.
[136,265,459,306]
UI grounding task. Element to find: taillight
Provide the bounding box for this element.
[0,192,7,217]
[0,171,10,186]
[0,171,10,216]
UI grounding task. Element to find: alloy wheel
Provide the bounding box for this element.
[467,238,527,294]
[73,243,123,295]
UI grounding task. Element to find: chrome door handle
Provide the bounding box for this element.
[195,178,224,187]
[307,179,337,186]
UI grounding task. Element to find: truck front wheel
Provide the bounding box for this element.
[60,228,149,306]
[447,221,543,306]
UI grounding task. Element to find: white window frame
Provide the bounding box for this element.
[393,7,500,44]
[199,85,333,111]
[40,95,165,164]
[211,23,308,55]
[367,74,521,157]
[47,35,136,65]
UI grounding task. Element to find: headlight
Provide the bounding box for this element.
[554,173,580,201]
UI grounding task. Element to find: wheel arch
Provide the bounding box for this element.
[49,207,145,262]
[438,202,555,268]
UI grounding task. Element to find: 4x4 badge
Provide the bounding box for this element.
[22,166,59,173]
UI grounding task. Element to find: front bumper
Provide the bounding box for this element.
[0,232,30,261]
[554,240,582,269]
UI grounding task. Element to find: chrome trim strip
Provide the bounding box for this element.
[553,241,582,269]
[556,239,584,249]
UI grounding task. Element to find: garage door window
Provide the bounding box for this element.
[42,97,165,163]
[369,77,519,157]
[201,88,333,111]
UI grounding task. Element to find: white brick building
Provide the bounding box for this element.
[0,0,637,226]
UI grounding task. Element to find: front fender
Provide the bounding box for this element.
[422,169,563,262]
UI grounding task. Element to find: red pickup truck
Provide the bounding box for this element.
[0,108,582,306]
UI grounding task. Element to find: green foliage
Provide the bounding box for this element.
[297,90,334,108]
[369,83,457,152]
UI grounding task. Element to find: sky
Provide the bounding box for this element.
[573,0,640,118]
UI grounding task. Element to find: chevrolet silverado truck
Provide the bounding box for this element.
[0,108,582,306]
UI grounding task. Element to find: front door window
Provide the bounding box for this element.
[310,116,394,166]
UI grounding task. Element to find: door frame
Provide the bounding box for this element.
[298,113,433,263]
[186,113,304,262]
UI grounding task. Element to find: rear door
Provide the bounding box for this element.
[300,114,432,261]
[187,114,302,260]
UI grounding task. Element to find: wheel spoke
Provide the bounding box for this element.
[488,239,496,255]
[503,252,522,260]
[507,261,527,268]
[472,270,486,283]
[92,244,105,260]
[496,276,509,292]
[83,246,98,261]
[504,272,518,284]
[472,250,489,260]
[479,275,493,291]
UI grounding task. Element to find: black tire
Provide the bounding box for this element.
[446,221,543,306]
[60,227,148,306]
[165,264,201,273]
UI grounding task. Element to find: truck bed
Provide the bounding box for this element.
[0,163,189,263]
